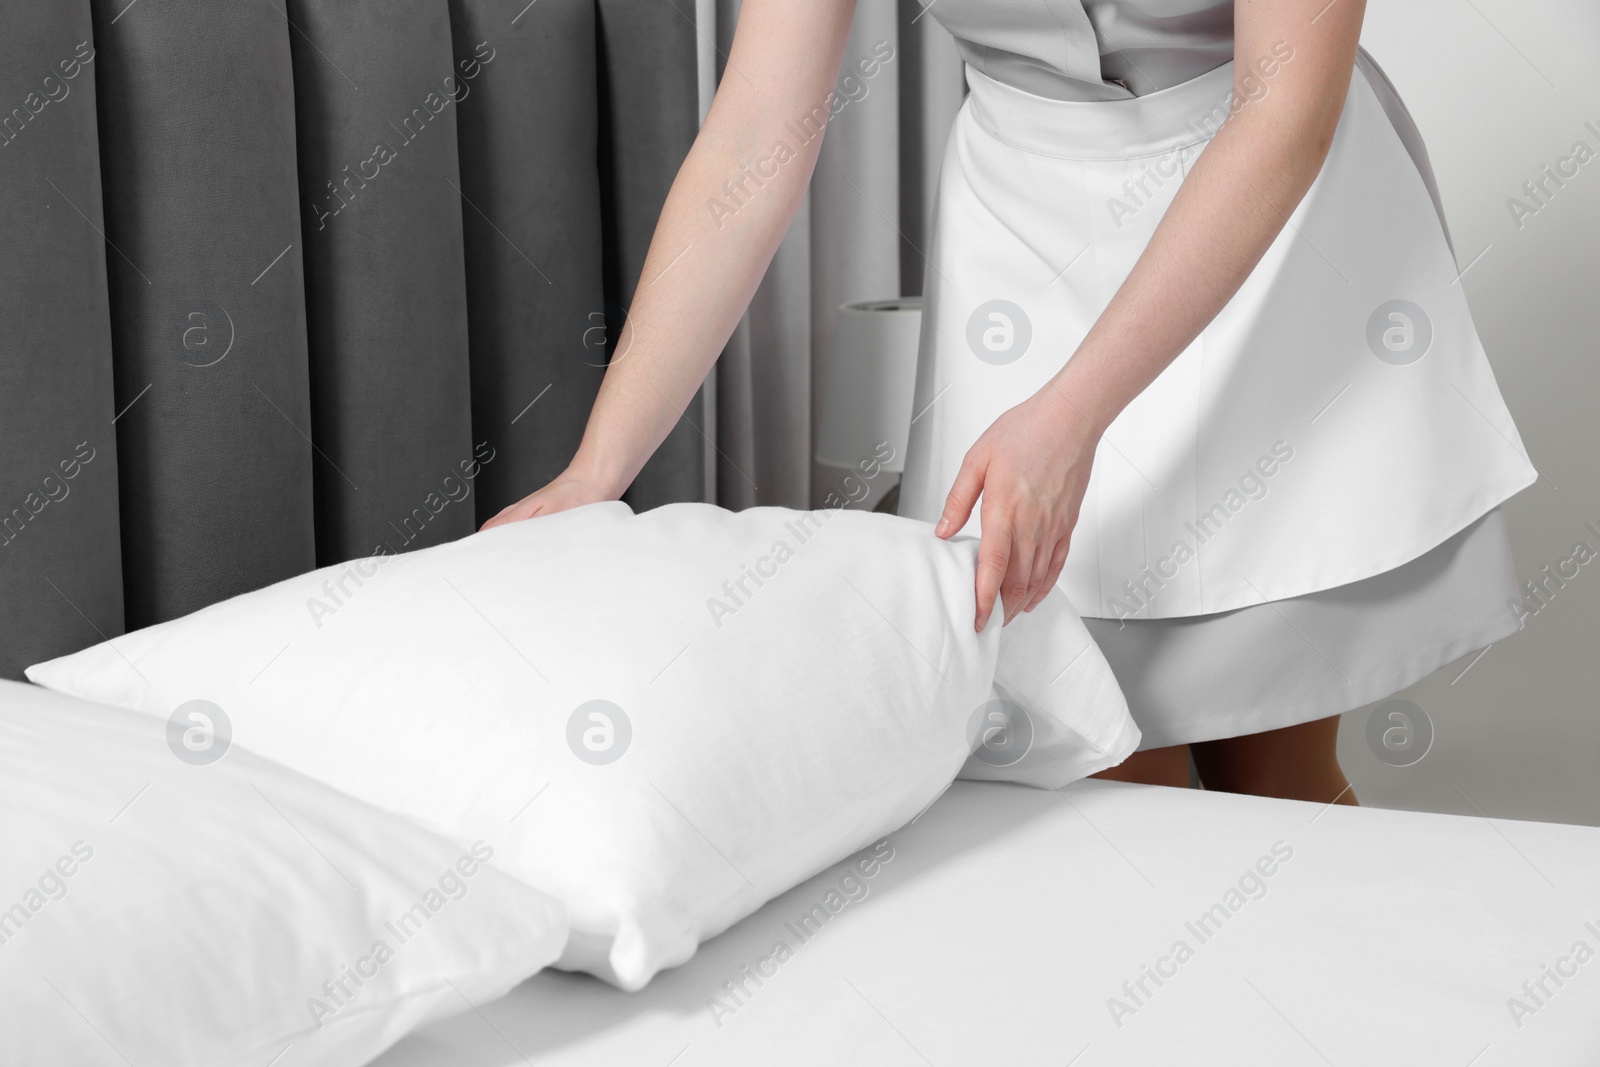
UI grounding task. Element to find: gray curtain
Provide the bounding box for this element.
[708,0,965,511]
[0,0,704,679]
[0,2,125,679]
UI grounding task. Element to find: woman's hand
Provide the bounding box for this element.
[926,0,1365,630]
[480,467,620,531]
[923,3,1367,633]
[935,387,1100,631]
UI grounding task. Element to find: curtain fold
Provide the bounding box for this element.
[899,3,967,298]
[807,5,906,507]
[0,1,123,679]
[450,0,608,525]
[287,0,477,563]
[91,0,316,629]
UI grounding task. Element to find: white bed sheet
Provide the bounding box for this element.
[376,779,1600,1066]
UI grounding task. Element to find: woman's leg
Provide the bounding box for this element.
[1190,715,1357,805]
[1091,744,1192,788]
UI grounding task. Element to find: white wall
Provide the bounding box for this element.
[1338,0,1600,824]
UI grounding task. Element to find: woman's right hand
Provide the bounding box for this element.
[480,468,620,531]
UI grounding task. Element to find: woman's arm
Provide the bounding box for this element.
[938,0,1369,631]
[483,0,858,528]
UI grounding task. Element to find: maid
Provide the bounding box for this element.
[485,0,1537,802]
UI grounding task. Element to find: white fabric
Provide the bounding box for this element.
[0,680,567,1067]
[28,502,1136,990]
[960,582,1141,787]
[1092,506,1523,749]
[374,778,1600,1066]
[898,51,1539,619]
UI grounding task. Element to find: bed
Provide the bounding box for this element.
[378,778,1600,1066]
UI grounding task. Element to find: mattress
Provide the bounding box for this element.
[376,779,1600,1065]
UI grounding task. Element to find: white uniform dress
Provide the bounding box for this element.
[898,0,1538,749]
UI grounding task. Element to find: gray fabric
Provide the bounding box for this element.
[1,2,708,678]
[925,0,1234,101]
[287,0,476,563]
[716,208,814,509]
[897,1,967,298]
[0,2,125,679]
[1355,49,1454,254]
[597,0,711,510]
[91,0,317,629]
[807,7,908,507]
[922,1,1454,249]
[1085,508,1522,750]
[450,0,608,525]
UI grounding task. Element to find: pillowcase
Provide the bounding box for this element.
[0,679,567,1067]
[959,583,1140,788]
[29,501,1135,989]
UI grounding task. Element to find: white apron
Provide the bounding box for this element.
[899,50,1538,621]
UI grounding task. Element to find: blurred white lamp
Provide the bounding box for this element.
[816,298,922,511]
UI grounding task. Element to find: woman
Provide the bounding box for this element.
[485,0,1537,802]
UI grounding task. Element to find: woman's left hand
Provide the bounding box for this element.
[935,386,1101,631]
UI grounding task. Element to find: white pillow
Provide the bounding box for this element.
[29,501,1135,989]
[959,584,1140,788]
[0,679,567,1067]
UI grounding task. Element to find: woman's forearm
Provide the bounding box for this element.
[569,0,859,496]
[1049,0,1368,434]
